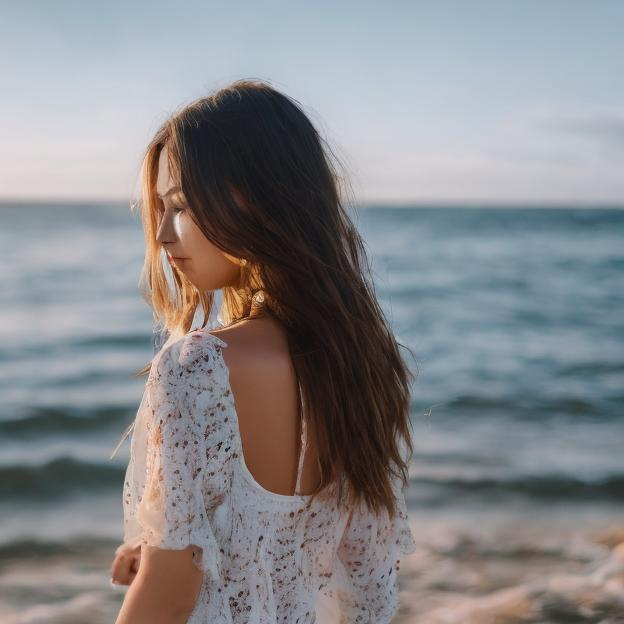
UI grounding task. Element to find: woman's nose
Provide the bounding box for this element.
[156,211,177,244]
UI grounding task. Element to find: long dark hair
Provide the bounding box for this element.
[125,78,416,517]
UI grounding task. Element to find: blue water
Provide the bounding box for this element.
[1,202,623,623]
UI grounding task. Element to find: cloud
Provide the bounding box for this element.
[536,110,624,155]
[485,147,584,168]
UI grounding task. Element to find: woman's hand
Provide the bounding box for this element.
[111,543,141,586]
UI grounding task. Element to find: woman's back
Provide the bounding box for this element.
[211,315,322,499]
[121,328,416,623]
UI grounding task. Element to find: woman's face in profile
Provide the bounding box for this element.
[155,145,241,292]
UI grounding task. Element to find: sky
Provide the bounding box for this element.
[0,0,622,204]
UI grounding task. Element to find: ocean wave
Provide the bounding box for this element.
[0,406,131,438]
[0,457,124,500]
[0,535,117,560]
[410,472,624,504]
[2,455,624,504]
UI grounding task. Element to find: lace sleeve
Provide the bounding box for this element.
[132,333,228,579]
[333,468,416,623]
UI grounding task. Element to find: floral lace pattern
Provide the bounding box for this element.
[121,328,417,623]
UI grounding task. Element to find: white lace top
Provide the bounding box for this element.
[121,328,416,623]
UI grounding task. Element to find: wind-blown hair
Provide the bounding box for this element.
[122,78,416,517]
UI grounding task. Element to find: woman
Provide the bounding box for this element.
[111,78,417,623]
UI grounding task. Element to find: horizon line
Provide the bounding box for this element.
[0,196,623,209]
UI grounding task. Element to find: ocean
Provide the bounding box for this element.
[1,202,623,623]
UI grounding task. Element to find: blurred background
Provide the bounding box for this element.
[1,1,623,622]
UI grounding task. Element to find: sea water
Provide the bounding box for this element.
[0,201,622,622]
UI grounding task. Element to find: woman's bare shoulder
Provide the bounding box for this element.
[207,317,291,371]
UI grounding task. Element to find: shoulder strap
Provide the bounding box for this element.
[294,382,308,496]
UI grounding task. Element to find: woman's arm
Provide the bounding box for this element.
[116,334,229,621]
[115,544,204,624]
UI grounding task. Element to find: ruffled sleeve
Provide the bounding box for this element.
[332,465,417,623]
[122,331,231,580]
